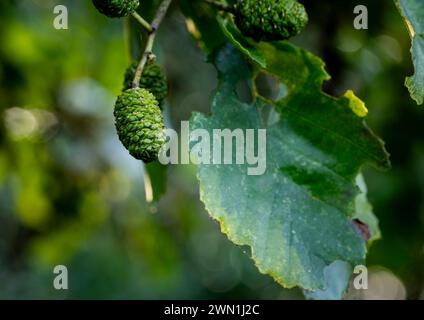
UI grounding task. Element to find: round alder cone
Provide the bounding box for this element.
[92,0,140,18]
[114,88,166,163]
[123,62,168,106]
[234,0,308,42]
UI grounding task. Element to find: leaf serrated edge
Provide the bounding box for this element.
[393,0,424,105]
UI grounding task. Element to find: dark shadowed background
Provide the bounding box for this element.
[0,0,422,299]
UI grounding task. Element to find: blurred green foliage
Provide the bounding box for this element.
[0,0,422,299]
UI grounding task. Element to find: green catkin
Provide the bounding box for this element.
[123,62,168,107]
[92,0,140,18]
[114,88,166,163]
[234,0,308,41]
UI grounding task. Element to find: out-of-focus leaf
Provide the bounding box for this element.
[353,174,381,243]
[394,0,424,105]
[179,0,227,54]
[126,0,163,60]
[303,261,352,300]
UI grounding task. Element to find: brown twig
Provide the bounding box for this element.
[132,0,173,88]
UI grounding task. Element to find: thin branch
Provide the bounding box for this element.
[204,0,234,13]
[132,0,173,88]
[132,35,155,88]
[131,12,153,33]
[151,0,173,30]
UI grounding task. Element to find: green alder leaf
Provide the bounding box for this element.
[179,2,267,67]
[190,43,389,290]
[217,16,267,68]
[394,0,424,105]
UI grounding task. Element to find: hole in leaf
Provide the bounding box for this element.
[255,73,287,101]
[260,104,280,127]
[236,79,253,104]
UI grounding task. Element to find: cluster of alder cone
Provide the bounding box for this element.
[91,0,308,163]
